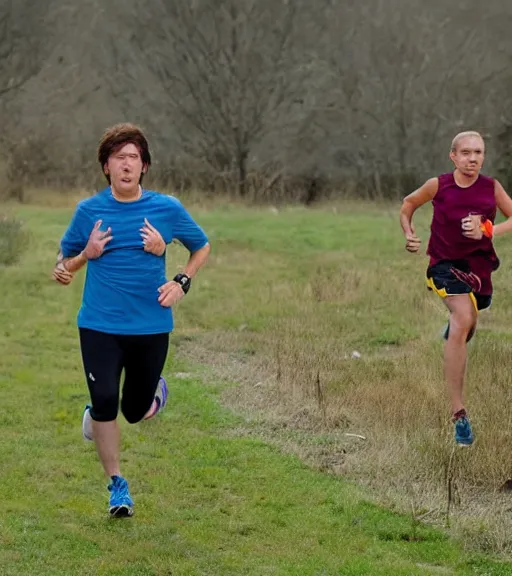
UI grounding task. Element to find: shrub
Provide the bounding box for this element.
[0,214,30,265]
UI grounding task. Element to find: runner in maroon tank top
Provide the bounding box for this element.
[399,131,512,446]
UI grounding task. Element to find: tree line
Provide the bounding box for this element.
[2,0,512,202]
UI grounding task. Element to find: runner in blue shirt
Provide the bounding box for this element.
[53,123,210,517]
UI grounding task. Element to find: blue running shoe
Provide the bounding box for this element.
[82,405,93,441]
[108,476,134,517]
[454,416,474,446]
[144,377,169,421]
[155,376,168,412]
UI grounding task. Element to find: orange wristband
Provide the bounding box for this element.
[480,219,493,239]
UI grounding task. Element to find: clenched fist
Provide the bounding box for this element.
[405,232,421,253]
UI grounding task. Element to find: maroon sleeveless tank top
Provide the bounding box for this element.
[427,172,499,294]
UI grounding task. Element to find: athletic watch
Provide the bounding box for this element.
[173,273,191,294]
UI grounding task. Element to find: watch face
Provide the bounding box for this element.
[174,274,190,290]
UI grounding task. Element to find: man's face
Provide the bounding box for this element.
[449,136,485,177]
[104,143,146,191]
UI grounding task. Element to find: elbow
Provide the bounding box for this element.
[400,199,413,217]
[190,241,211,262]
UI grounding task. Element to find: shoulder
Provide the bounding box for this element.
[426,176,440,187]
[479,174,495,187]
[437,172,453,186]
[491,177,507,196]
[144,190,177,204]
[145,190,189,212]
[420,176,439,197]
[76,188,111,213]
[433,173,454,196]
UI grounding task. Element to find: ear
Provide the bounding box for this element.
[142,163,148,174]
[103,163,109,175]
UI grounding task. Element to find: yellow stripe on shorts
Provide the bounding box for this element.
[425,276,478,312]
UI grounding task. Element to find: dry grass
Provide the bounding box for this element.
[164,201,512,556]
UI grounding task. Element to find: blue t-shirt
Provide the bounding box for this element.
[60,188,209,335]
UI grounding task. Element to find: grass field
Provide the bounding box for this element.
[2,197,512,574]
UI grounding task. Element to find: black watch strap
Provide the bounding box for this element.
[173,273,191,294]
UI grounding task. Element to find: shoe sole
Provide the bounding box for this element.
[109,505,134,518]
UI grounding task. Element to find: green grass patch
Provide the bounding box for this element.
[1,200,512,573]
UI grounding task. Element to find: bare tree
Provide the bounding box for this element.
[295,0,512,199]
[3,0,512,200]
[0,1,45,99]
[128,0,314,196]
[0,0,73,200]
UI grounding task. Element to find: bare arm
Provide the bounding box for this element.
[158,242,211,307]
[182,243,211,278]
[493,180,512,237]
[62,252,88,273]
[52,250,87,285]
[52,220,112,285]
[399,177,438,252]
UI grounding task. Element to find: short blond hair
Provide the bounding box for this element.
[450,131,484,153]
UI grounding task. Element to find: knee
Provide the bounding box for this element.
[90,397,118,422]
[121,400,149,424]
[449,310,476,338]
[122,410,145,424]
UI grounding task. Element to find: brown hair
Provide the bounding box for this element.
[97,123,152,183]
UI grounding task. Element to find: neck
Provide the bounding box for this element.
[111,184,142,202]
[453,169,479,188]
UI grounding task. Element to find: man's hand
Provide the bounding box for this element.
[157,280,185,308]
[52,262,74,285]
[140,218,166,256]
[461,214,484,240]
[83,220,113,260]
[405,232,421,253]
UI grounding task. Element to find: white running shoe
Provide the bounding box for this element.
[82,405,94,441]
